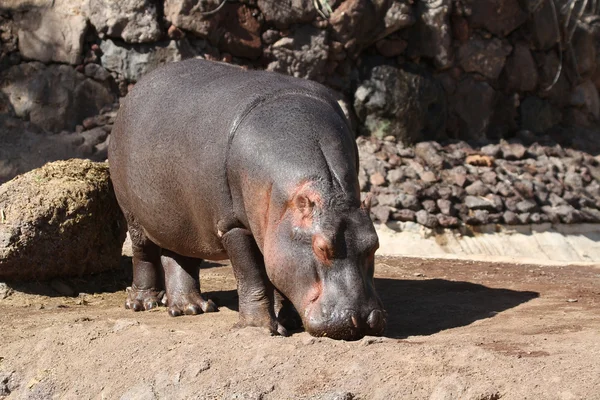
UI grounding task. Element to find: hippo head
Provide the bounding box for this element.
[263,182,386,340]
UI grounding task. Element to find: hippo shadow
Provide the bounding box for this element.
[374,277,539,338]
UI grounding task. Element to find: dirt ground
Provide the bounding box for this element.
[1,255,599,400]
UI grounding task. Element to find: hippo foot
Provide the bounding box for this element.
[167,292,218,317]
[234,317,289,337]
[125,286,165,312]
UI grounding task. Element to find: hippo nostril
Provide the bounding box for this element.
[367,309,385,332]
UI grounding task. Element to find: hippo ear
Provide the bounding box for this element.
[313,233,334,265]
[361,193,373,212]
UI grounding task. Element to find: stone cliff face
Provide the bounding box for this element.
[0,1,599,210]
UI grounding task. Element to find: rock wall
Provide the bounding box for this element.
[0,1,599,201]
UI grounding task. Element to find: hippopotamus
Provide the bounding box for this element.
[108,59,386,340]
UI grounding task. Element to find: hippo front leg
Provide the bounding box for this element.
[161,250,218,317]
[221,228,288,336]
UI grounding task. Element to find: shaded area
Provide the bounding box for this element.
[375,277,539,338]
[5,256,228,297]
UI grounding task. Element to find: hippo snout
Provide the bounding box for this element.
[304,307,387,341]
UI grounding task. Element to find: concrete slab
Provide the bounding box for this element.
[376,222,600,266]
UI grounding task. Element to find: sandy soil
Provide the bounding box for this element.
[1,256,599,400]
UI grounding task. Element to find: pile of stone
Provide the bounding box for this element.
[359,135,600,227]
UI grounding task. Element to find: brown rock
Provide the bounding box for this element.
[370,172,386,187]
[457,36,512,80]
[375,37,407,57]
[0,160,127,281]
[504,42,538,92]
[468,0,527,37]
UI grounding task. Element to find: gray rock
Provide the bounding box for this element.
[416,210,439,228]
[268,26,329,82]
[465,209,489,225]
[377,193,400,207]
[581,207,600,223]
[422,199,438,214]
[415,141,445,169]
[371,205,391,223]
[517,212,531,224]
[392,209,416,222]
[387,168,405,184]
[0,160,127,281]
[564,171,584,190]
[257,0,315,29]
[437,186,452,200]
[553,204,581,224]
[89,0,162,43]
[465,181,490,197]
[354,63,446,143]
[422,185,441,200]
[495,182,515,197]
[487,194,505,212]
[548,192,567,207]
[516,200,538,213]
[436,199,453,215]
[399,193,421,211]
[16,4,87,64]
[0,62,115,133]
[502,210,519,225]
[100,38,195,82]
[465,195,496,211]
[501,142,527,160]
[408,0,452,68]
[401,181,424,196]
[513,180,534,198]
[481,144,501,158]
[481,171,498,185]
[457,36,512,80]
[437,214,460,228]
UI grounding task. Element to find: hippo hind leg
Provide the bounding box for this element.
[125,214,165,312]
[161,249,218,317]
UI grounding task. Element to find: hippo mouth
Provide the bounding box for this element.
[302,307,387,341]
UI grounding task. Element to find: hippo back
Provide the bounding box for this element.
[109,59,356,259]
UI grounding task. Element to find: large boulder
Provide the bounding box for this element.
[257,0,316,30]
[12,0,88,65]
[0,62,116,133]
[164,0,262,59]
[88,0,162,43]
[0,159,127,281]
[100,39,196,82]
[329,0,414,56]
[354,63,446,143]
[406,0,452,69]
[467,0,527,37]
[457,36,513,80]
[267,25,330,81]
